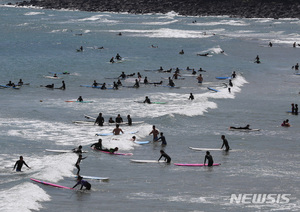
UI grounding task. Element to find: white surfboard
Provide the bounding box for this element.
[189,147,238,152]
[45,149,88,153]
[130,159,166,163]
[72,175,109,181]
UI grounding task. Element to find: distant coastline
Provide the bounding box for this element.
[10,0,300,19]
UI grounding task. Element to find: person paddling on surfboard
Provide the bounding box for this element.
[221,135,230,151]
[102,147,119,154]
[13,156,30,172]
[229,124,251,130]
[91,139,103,150]
[144,96,151,104]
[204,151,214,167]
[73,175,91,190]
[158,150,171,163]
[113,124,124,135]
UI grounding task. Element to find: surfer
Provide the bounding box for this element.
[131,136,136,141]
[221,135,230,151]
[94,113,105,126]
[179,49,184,54]
[75,154,87,175]
[13,156,30,172]
[144,96,151,104]
[115,114,123,124]
[295,104,298,115]
[149,125,159,141]
[92,80,99,87]
[172,72,181,80]
[18,79,23,86]
[133,79,140,88]
[268,42,273,47]
[127,115,132,126]
[59,81,66,90]
[113,124,124,135]
[204,151,214,167]
[295,63,299,71]
[156,132,167,146]
[137,72,142,80]
[255,55,260,63]
[6,81,13,86]
[113,81,119,90]
[230,125,251,130]
[73,145,83,154]
[45,84,54,89]
[110,57,115,63]
[115,53,122,60]
[101,83,106,90]
[143,77,149,84]
[117,79,122,86]
[168,78,175,87]
[158,150,171,163]
[77,96,83,102]
[91,139,103,150]
[108,117,115,124]
[229,79,233,87]
[188,93,194,100]
[291,103,295,113]
[119,72,126,79]
[198,68,206,72]
[281,119,290,127]
[231,71,236,78]
[197,74,203,83]
[73,176,91,190]
[102,147,119,153]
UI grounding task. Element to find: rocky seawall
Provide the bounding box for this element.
[14,0,300,18]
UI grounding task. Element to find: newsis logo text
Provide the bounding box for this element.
[230,194,291,204]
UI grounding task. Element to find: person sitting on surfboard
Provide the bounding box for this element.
[156,132,167,146]
[133,79,140,88]
[115,53,122,60]
[143,77,149,84]
[117,79,122,86]
[149,125,159,141]
[158,150,171,163]
[13,156,30,172]
[73,176,91,190]
[188,93,194,100]
[108,117,115,124]
[113,81,118,90]
[59,81,66,90]
[91,139,103,150]
[168,77,175,87]
[115,114,123,124]
[204,151,214,167]
[18,79,23,86]
[101,83,106,90]
[221,135,230,151]
[75,154,87,175]
[144,96,151,104]
[77,96,83,102]
[110,57,115,63]
[230,125,251,130]
[113,124,124,135]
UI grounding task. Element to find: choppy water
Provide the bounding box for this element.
[0,4,299,212]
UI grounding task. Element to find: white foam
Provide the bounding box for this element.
[194,19,249,26]
[0,182,50,212]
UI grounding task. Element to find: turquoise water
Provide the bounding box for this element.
[0,5,299,212]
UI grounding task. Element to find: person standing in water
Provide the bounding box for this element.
[204,151,214,167]
[189,93,194,100]
[73,176,91,190]
[158,150,171,163]
[13,156,30,172]
[221,135,230,151]
[94,113,105,126]
[156,132,167,146]
[75,154,87,175]
[149,125,159,141]
[113,124,124,135]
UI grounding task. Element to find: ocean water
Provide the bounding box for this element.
[0,4,299,212]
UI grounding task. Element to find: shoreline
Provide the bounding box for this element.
[10,0,300,19]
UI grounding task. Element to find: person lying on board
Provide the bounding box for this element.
[102,147,119,154]
[73,176,91,190]
[229,125,251,130]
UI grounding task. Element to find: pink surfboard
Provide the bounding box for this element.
[174,163,221,167]
[30,178,73,190]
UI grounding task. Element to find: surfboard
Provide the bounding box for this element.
[97,149,133,156]
[44,76,62,79]
[30,178,73,190]
[65,101,93,103]
[134,101,167,104]
[45,149,88,153]
[0,85,21,89]
[174,163,221,167]
[130,159,166,163]
[96,131,138,136]
[294,73,300,75]
[207,87,219,92]
[216,77,231,80]
[228,128,261,132]
[189,147,224,151]
[72,175,109,181]
[73,121,94,125]
[133,141,150,145]
[80,85,102,89]
[84,114,96,120]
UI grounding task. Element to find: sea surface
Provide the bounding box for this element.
[0,3,299,212]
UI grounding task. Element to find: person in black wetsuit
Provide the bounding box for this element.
[158,150,171,163]
[92,80,98,87]
[231,71,236,79]
[156,132,167,146]
[72,145,83,154]
[143,77,149,84]
[45,84,54,89]
[101,83,106,90]
[230,125,251,130]
[115,114,123,124]
[119,72,126,79]
[75,154,87,175]
[102,147,119,153]
[133,79,139,88]
[108,117,115,124]
[229,79,233,87]
[13,156,30,172]
[18,79,23,86]
[59,81,66,90]
[144,96,151,104]
[204,151,214,167]
[113,81,118,90]
[94,113,104,126]
[77,96,83,102]
[127,115,132,126]
[168,77,175,87]
[295,104,298,115]
[110,57,115,63]
[115,53,122,60]
[117,79,122,86]
[189,93,194,100]
[91,139,103,150]
[73,176,91,190]
[221,135,230,151]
